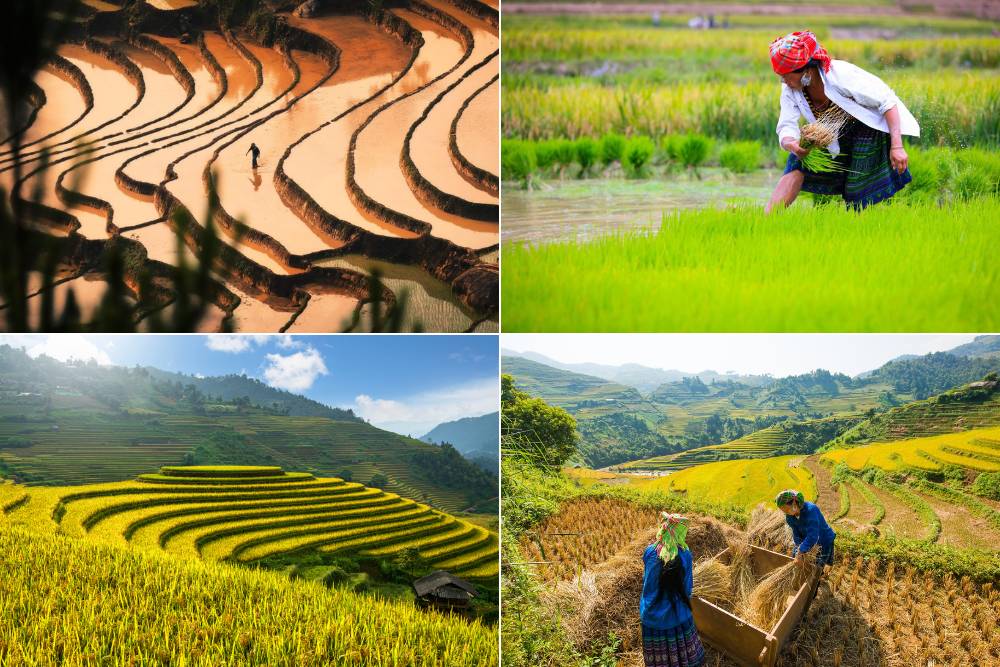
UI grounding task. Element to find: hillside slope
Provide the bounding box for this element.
[0,347,496,513]
[826,375,1000,449]
[421,412,499,472]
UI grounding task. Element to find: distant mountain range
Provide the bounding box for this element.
[144,368,359,421]
[421,412,498,474]
[502,336,1000,468]
[501,349,772,394]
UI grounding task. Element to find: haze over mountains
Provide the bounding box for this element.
[503,336,1000,468]
[421,412,499,474]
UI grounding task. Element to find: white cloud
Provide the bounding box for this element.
[21,334,112,365]
[351,377,498,436]
[205,335,271,354]
[276,336,303,349]
[262,347,329,392]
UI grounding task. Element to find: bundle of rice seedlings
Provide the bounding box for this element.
[798,105,851,173]
[741,553,817,630]
[693,559,733,607]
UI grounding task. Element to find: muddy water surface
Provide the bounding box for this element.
[502,172,778,245]
[217,16,410,256]
[11,70,87,149]
[282,11,455,240]
[455,78,497,176]
[352,8,497,247]
[410,57,497,204]
[61,45,139,136]
[287,292,359,332]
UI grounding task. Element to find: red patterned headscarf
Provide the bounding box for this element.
[769,31,831,75]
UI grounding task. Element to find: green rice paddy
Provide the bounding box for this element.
[502,197,1000,332]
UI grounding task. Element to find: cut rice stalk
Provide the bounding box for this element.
[728,540,756,608]
[693,559,733,607]
[741,552,817,630]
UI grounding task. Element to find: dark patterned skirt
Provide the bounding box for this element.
[783,121,911,210]
[642,620,705,667]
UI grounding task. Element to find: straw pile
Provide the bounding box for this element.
[740,552,817,630]
[545,516,736,655]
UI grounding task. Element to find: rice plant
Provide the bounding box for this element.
[501,197,1000,332]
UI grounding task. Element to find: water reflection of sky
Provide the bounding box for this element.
[502,170,781,246]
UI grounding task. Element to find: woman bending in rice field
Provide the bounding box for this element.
[765,31,920,212]
[640,513,705,667]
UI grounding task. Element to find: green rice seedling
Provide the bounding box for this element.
[574,137,599,177]
[801,148,846,174]
[600,133,627,167]
[533,139,559,173]
[720,141,763,174]
[660,134,682,163]
[501,197,1000,332]
[553,139,578,178]
[623,136,656,178]
[678,133,714,176]
[501,139,537,189]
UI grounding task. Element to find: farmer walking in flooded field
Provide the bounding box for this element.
[640,513,705,667]
[247,142,261,169]
[765,31,920,212]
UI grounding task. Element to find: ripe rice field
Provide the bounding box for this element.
[501,197,1000,332]
[620,426,795,472]
[821,427,1000,473]
[0,521,497,665]
[2,465,499,580]
[1,0,498,332]
[638,456,818,511]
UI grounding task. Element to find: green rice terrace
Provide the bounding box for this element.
[1,0,498,332]
[0,464,498,664]
[500,8,1000,331]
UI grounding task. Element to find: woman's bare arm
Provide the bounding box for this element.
[885,106,908,173]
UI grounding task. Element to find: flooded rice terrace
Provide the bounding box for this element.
[502,170,778,245]
[1,0,498,332]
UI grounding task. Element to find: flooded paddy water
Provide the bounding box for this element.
[3,1,498,332]
[502,169,779,245]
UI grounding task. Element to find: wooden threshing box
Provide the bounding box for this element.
[690,544,820,667]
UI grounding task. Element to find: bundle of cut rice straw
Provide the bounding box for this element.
[727,540,757,607]
[693,559,733,607]
[740,552,817,630]
[746,504,792,551]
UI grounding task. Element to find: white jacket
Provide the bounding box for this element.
[776,59,920,156]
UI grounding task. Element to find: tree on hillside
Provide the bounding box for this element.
[368,473,389,489]
[501,375,577,468]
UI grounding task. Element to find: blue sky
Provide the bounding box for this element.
[4,335,498,436]
[504,334,980,377]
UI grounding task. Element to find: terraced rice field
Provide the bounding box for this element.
[1,0,498,332]
[821,427,1000,473]
[620,428,788,472]
[2,465,498,581]
[638,456,817,511]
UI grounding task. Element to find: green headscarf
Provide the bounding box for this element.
[775,489,805,508]
[654,512,690,564]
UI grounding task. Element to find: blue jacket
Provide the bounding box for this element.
[785,501,836,555]
[640,545,693,630]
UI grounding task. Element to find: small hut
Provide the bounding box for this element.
[412,570,478,610]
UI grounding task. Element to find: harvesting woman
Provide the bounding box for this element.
[765,31,920,212]
[775,489,836,574]
[640,513,705,667]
